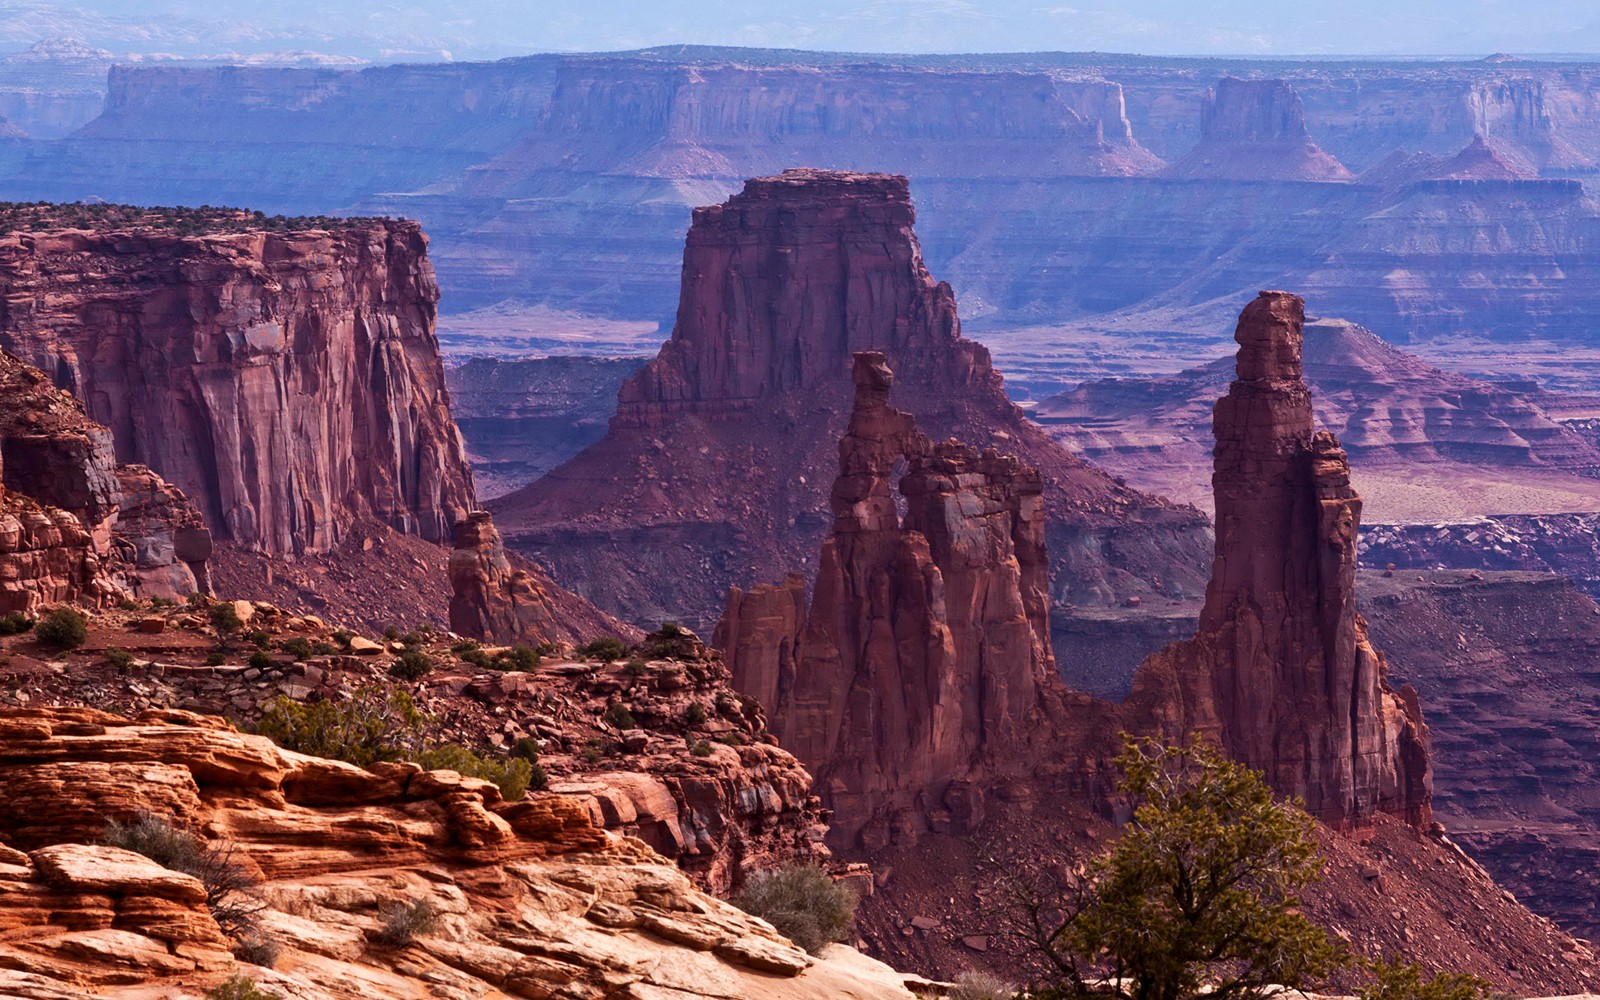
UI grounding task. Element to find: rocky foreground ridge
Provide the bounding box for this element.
[493,170,1211,630]
[0,705,915,999]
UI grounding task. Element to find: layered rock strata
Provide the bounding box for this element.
[1164,78,1353,181]
[494,170,1211,629]
[0,706,916,999]
[1126,291,1432,827]
[0,207,475,558]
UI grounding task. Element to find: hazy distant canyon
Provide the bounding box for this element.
[3,47,1600,370]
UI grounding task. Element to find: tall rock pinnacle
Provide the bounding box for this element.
[723,351,1057,850]
[1130,291,1432,826]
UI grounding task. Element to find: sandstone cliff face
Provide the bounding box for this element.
[1126,292,1432,827]
[0,212,476,558]
[494,170,1211,630]
[1165,78,1353,181]
[0,706,915,999]
[0,348,208,609]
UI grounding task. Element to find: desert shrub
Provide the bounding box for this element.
[388,649,434,681]
[577,636,629,662]
[233,931,282,968]
[278,637,313,660]
[210,603,243,635]
[460,646,494,669]
[256,687,530,799]
[206,974,277,1000]
[311,640,336,656]
[732,865,857,954]
[415,743,533,801]
[371,898,440,948]
[246,630,271,649]
[1063,738,1346,1000]
[451,639,480,654]
[623,657,649,678]
[684,702,707,726]
[34,607,87,650]
[255,687,426,767]
[691,740,714,757]
[332,629,354,650]
[951,971,1016,1000]
[205,651,228,666]
[397,631,423,648]
[604,702,637,729]
[510,737,549,791]
[0,612,35,635]
[505,643,540,670]
[1359,959,1494,1000]
[658,621,682,637]
[383,626,399,640]
[151,597,177,609]
[104,647,134,670]
[104,812,263,936]
[249,651,273,670]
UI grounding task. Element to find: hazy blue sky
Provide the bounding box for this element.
[8,1,1600,61]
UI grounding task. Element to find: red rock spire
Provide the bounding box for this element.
[1130,291,1432,827]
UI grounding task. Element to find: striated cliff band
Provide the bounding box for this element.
[491,170,1212,631]
[12,51,1600,349]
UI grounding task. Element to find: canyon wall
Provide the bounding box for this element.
[8,51,1600,346]
[492,170,1212,630]
[1126,292,1432,827]
[0,211,476,559]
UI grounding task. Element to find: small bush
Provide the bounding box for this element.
[511,737,550,791]
[279,637,313,660]
[389,649,434,681]
[332,629,354,650]
[371,898,440,948]
[451,639,480,654]
[1359,959,1494,1000]
[210,603,243,635]
[207,974,277,1000]
[684,702,707,726]
[383,626,399,640]
[104,647,134,670]
[624,657,649,678]
[249,651,273,670]
[460,647,494,669]
[658,621,682,637]
[151,597,177,609]
[246,630,271,649]
[951,971,1016,1000]
[233,931,282,968]
[604,702,637,730]
[577,636,629,662]
[415,743,533,801]
[733,865,857,954]
[505,643,540,670]
[0,612,35,635]
[256,687,426,767]
[104,812,262,937]
[34,607,87,650]
[691,740,714,757]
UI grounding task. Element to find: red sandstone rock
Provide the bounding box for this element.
[448,509,635,646]
[494,170,1210,629]
[726,353,1058,849]
[1126,291,1432,827]
[0,215,475,558]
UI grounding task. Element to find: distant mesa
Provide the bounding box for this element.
[1164,77,1353,182]
[1426,134,1537,181]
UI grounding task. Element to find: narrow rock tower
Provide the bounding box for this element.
[1129,291,1431,827]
